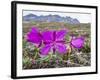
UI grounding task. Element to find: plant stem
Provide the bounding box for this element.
[34,52,38,60]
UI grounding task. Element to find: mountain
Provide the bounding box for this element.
[23,14,80,24]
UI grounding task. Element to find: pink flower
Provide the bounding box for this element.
[26,27,42,47]
[70,36,85,49]
[26,26,85,56]
[40,30,68,55]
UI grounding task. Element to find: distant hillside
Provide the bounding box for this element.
[23,14,80,24]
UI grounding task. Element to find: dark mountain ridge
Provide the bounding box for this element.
[23,14,80,24]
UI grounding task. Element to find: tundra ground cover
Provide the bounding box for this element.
[22,22,91,69]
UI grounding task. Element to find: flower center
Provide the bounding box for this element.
[52,41,56,46]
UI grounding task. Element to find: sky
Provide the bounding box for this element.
[23,10,91,23]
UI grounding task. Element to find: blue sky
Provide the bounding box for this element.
[23,10,91,23]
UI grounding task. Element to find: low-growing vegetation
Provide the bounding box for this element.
[22,22,91,69]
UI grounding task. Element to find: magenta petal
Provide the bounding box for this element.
[26,27,42,46]
[42,31,53,42]
[31,27,39,33]
[27,32,41,43]
[56,43,67,54]
[56,30,67,40]
[40,45,51,55]
[71,37,84,49]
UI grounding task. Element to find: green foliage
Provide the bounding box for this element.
[81,41,91,53]
[22,57,32,69]
[22,22,91,69]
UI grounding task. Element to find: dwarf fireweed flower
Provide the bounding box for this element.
[70,36,85,49]
[26,27,85,57]
[40,30,67,55]
[26,27,42,47]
